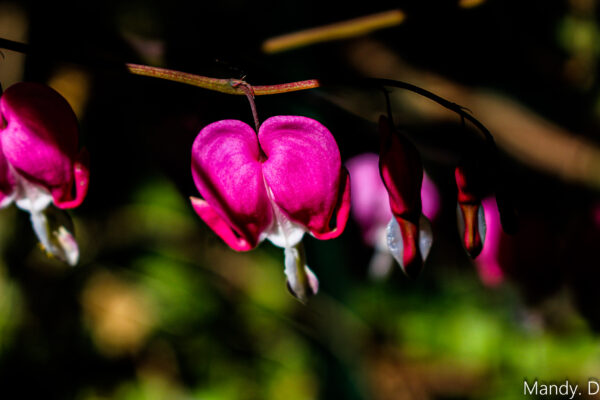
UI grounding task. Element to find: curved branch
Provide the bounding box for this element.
[364,78,496,148]
[0,37,493,146]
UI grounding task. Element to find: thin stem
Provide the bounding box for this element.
[234,82,260,131]
[365,78,496,148]
[126,64,321,96]
[382,88,393,125]
[262,9,405,54]
[0,37,495,145]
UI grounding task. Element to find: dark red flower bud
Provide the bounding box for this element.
[378,115,431,278]
[455,158,487,258]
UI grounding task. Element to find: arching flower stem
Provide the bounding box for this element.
[233,81,260,132]
[0,37,494,146]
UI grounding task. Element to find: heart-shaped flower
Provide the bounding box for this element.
[347,152,439,278]
[0,82,89,265]
[378,116,433,278]
[190,116,350,301]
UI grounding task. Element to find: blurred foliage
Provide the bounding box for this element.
[1,0,600,399]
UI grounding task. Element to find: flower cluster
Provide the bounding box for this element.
[0,79,502,298]
[190,110,505,297]
[346,115,503,283]
[0,82,89,265]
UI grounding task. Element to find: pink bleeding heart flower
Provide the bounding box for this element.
[474,197,505,286]
[378,116,433,278]
[190,116,351,302]
[455,159,486,259]
[0,82,90,265]
[346,153,392,247]
[346,152,439,278]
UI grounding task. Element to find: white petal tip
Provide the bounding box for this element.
[386,215,433,273]
[30,207,80,266]
[284,245,318,303]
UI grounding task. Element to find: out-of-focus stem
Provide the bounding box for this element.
[262,9,405,54]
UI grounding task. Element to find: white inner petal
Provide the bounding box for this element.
[386,215,433,269]
[284,245,319,303]
[368,227,394,279]
[419,215,433,261]
[4,169,79,265]
[14,174,53,213]
[30,206,79,266]
[386,218,404,268]
[477,203,487,247]
[261,177,318,302]
[262,180,305,249]
[456,203,465,241]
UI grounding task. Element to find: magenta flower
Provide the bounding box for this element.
[0,82,90,265]
[346,153,391,247]
[347,152,439,278]
[474,197,505,286]
[190,116,350,301]
[378,116,434,278]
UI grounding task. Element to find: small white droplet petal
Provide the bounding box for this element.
[386,218,404,268]
[30,207,79,266]
[368,227,395,279]
[283,245,318,303]
[456,203,465,241]
[477,203,487,247]
[419,214,433,261]
[304,265,319,296]
[368,249,395,280]
[386,215,433,271]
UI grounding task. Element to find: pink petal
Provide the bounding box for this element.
[190,197,254,251]
[259,116,348,238]
[53,148,90,209]
[191,120,272,250]
[421,173,440,221]
[0,139,16,207]
[0,83,80,199]
[311,168,351,240]
[346,153,392,244]
[475,198,504,286]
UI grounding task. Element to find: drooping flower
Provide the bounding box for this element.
[378,116,434,278]
[346,152,439,278]
[190,116,350,302]
[0,82,90,265]
[455,158,486,258]
[473,197,505,286]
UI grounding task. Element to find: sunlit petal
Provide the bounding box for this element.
[191,119,273,250]
[260,116,348,238]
